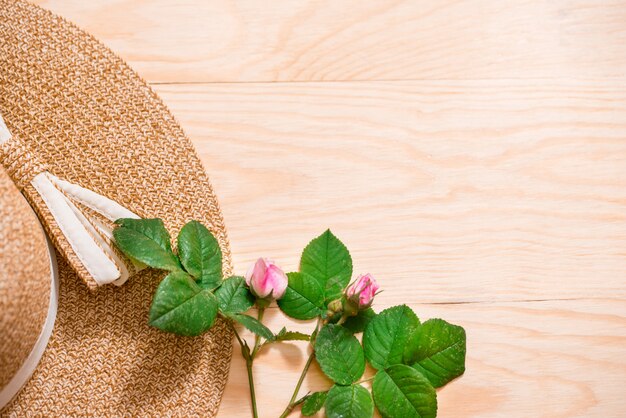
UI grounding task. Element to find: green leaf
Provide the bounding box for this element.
[406,319,466,388]
[272,327,310,342]
[228,313,274,340]
[114,218,182,271]
[177,220,222,289]
[148,271,218,336]
[300,230,352,302]
[373,364,437,418]
[363,305,420,370]
[215,276,254,314]
[343,308,376,334]
[324,276,345,301]
[314,324,365,385]
[301,391,327,416]
[277,272,324,320]
[325,384,374,418]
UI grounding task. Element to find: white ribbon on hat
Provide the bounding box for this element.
[0,114,141,286]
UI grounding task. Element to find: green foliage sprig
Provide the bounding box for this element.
[114,219,466,418]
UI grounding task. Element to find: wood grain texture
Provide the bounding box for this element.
[26,0,626,416]
[32,0,626,83]
[153,80,626,304]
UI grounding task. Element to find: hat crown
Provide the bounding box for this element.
[0,168,55,405]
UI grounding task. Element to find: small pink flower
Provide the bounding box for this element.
[245,258,288,300]
[345,273,379,309]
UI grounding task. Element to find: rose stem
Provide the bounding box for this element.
[278,317,322,418]
[251,306,265,358]
[278,351,315,418]
[227,320,259,418]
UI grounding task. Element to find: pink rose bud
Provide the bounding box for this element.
[245,258,288,300]
[345,273,379,310]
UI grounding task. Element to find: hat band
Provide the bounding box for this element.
[0,237,58,409]
[0,115,143,286]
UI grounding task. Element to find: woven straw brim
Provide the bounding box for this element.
[0,0,233,416]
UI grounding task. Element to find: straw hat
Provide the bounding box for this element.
[0,0,233,415]
[0,168,57,410]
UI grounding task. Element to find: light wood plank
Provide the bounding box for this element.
[153,79,626,303]
[220,299,626,417]
[33,0,626,82]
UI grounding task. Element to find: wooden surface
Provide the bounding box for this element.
[34,1,626,417]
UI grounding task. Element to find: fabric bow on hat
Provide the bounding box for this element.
[0,114,142,286]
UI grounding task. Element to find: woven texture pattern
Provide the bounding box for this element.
[0,168,51,389]
[0,0,233,415]
[0,138,48,190]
